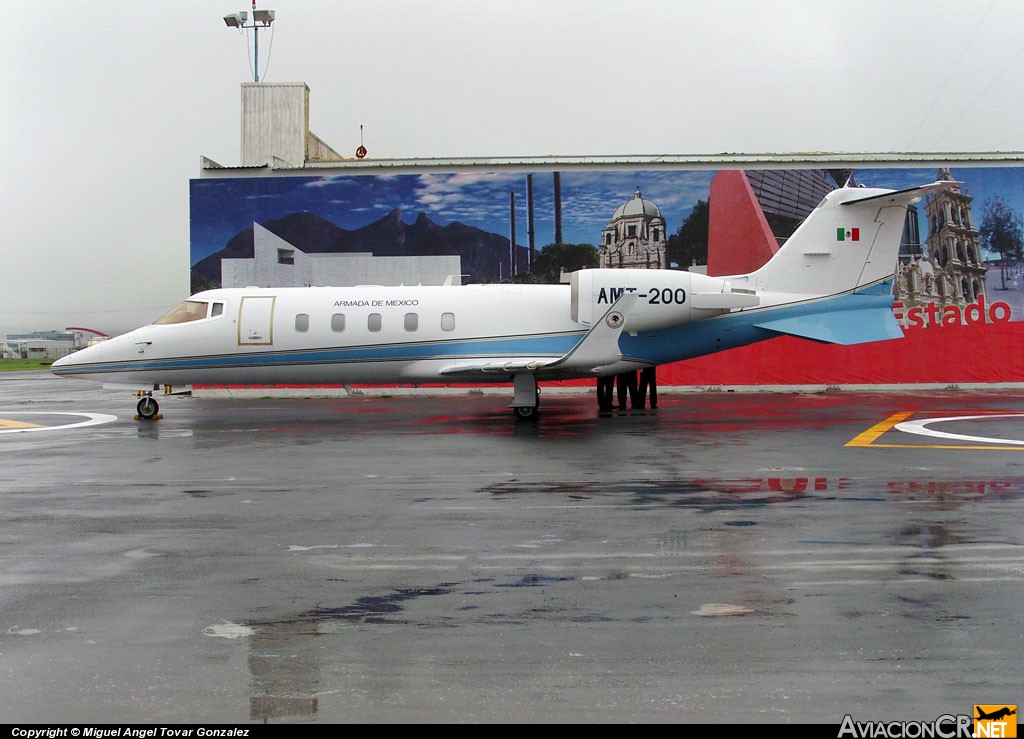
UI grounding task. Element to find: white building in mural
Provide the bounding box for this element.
[599,190,667,269]
[221,223,463,288]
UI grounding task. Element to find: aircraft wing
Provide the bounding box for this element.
[439,292,638,377]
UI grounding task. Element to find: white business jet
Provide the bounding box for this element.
[52,181,955,420]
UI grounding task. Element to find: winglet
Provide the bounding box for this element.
[546,292,638,371]
[436,291,638,378]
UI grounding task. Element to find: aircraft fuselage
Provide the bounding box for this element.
[52,181,960,419]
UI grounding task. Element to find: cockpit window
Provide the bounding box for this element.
[153,300,211,325]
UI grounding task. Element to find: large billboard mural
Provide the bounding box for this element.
[190,165,1024,387]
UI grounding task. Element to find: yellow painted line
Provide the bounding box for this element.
[0,418,43,430]
[845,411,914,447]
[847,410,1024,450]
[859,443,1024,450]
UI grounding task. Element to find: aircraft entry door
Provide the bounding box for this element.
[238,296,275,346]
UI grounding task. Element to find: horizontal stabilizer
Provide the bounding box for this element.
[754,307,903,345]
[840,181,963,206]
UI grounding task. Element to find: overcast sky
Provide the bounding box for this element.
[4,0,1024,335]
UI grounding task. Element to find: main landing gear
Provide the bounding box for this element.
[513,404,538,421]
[511,373,540,421]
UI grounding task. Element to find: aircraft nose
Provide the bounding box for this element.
[51,340,104,374]
[51,350,83,375]
[51,352,74,369]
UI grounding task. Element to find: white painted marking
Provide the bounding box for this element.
[0,411,117,434]
[287,544,340,552]
[7,626,42,635]
[895,413,1024,446]
[287,543,378,551]
[203,621,254,639]
[691,603,753,617]
[123,548,160,559]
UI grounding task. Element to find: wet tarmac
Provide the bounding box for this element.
[1,371,1022,724]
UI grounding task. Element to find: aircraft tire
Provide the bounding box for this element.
[513,405,538,421]
[137,396,160,420]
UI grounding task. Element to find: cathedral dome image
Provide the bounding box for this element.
[610,190,663,221]
[600,190,668,269]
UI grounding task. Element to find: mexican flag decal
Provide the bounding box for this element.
[837,227,860,242]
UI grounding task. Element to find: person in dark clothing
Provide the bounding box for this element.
[616,370,640,409]
[596,375,615,411]
[638,366,658,409]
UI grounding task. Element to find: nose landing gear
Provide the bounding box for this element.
[135,392,162,421]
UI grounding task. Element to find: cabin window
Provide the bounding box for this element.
[404,313,418,332]
[331,313,346,332]
[368,313,382,332]
[441,312,456,331]
[295,314,310,332]
[153,300,209,325]
[278,249,295,265]
[211,302,224,317]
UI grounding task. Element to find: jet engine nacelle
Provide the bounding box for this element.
[570,268,759,333]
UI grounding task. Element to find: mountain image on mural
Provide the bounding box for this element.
[190,209,529,291]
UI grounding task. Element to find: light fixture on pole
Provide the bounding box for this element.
[223,3,275,82]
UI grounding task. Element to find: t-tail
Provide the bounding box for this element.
[731,181,960,298]
[702,180,961,347]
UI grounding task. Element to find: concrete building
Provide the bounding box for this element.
[240,82,344,167]
[5,333,75,360]
[221,223,461,288]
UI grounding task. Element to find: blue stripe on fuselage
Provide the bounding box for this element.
[52,331,586,375]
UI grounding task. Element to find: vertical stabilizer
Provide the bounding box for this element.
[730,182,958,297]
